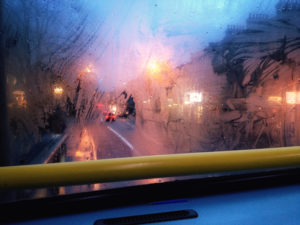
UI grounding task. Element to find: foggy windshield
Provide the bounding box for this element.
[1,0,300,200]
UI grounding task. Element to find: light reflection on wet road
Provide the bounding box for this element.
[66,120,133,162]
[26,117,183,201]
[54,117,175,196]
[66,117,173,163]
[28,117,179,201]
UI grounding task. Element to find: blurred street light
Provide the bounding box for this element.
[146,61,175,87]
[13,90,27,108]
[78,65,92,79]
[148,62,161,74]
[54,87,63,95]
[189,92,203,103]
[286,92,300,104]
[268,96,282,103]
[184,92,203,105]
[110,105,117,114]
[74,128,96,161]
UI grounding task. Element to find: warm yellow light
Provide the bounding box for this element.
[54,87,63,95]
[78,66,92,78]
[285,92,300,104]
[13,90,27,108]
[13,90,25,95]
[111,105,117,113]
[75,151,84,157]
[148,62,161,74]
[75,128,96,160]
[150,63,157,70]
[268,96,282,103]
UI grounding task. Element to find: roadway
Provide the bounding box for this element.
[65,116,173,162]
[27,116,177,199]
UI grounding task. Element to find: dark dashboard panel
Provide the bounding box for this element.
[1,168,300,225]
[6,184,300,225]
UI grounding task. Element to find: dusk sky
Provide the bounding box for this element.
[79,0,278,88]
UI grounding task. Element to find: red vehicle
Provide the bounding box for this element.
[105,112,116,122]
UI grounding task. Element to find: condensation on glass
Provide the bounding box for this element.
[1,0,300,199]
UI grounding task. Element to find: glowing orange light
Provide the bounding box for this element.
[78,65,92,78]
[75,151,84,157]
[54,87,63,95]
[85,64,92,73]
[13,90,27,108]
[110,105,117,113]
[147,62,161,74]
[74,128,96,161]
[268,96,282,103]
[286,92,298,104]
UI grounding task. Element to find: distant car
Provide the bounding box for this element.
[105,112,116,122]
[118,110,129,118]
